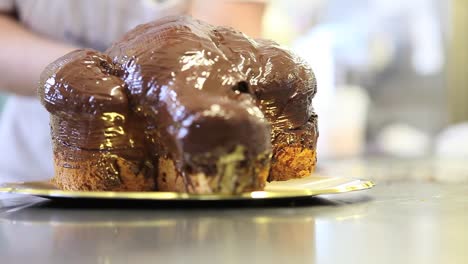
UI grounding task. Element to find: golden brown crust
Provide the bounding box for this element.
[269,147,316,181]
[52,143,270,194]
[51,127,315,191]
[269,119,318,181]
[52,147,155,191]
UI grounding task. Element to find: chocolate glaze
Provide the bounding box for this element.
[39,50,127,115]
[272,117,319,150]
[39,16,317,179]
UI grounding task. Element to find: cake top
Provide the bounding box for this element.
[105,16,316,132]
[39,16,316,164]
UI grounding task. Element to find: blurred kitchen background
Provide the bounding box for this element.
[261,0,467,164]
[0,0,466,163]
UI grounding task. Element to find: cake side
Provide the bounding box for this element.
[201,24,318,180]
[269,118,318,181]
[39,50,155,191]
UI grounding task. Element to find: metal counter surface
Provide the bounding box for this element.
[1,181,466,264]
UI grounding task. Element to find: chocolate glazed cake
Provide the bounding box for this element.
[38,16,318,194]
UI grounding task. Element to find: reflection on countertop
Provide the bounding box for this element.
[319,157,468,183]
[1,180,468,264]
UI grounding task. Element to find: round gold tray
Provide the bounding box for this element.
[0,175,374,202]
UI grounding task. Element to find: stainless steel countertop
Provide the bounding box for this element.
[1,181,467,264]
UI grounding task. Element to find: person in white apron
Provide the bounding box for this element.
[0,0,266,182]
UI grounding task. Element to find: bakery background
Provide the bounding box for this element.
[0,0,464,161]
[261,0,460,162]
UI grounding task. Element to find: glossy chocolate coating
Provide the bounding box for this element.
[39,16,316,176]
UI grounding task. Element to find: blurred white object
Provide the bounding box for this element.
[293,27,370,160]
[433,124,468,183]
[0,97,53,184]
[262,0,326,45]
[409,0,444,75]
[318,85,370,159]
[376,123,430,158]
[304,84,369,160]
[435,123,468,158]
[293,26,336,124]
